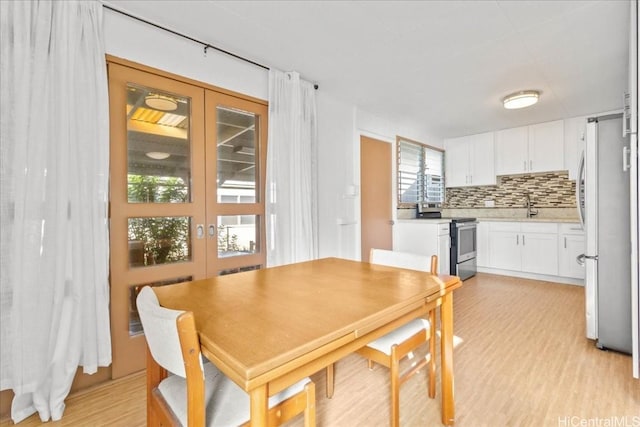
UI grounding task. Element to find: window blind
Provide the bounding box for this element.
[397,138,444,205]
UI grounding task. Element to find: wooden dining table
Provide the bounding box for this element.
[152,257,462,426]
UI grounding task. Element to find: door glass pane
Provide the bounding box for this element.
[217,106,257,203]
[129,276,193,336]
[128,216,192,266]
[217,215,258,257]
[127,84,191,203]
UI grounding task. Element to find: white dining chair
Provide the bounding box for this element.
[136,286,316,427]
[358,248,438,427]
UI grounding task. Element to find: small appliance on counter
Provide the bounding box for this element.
[416,202,443,219]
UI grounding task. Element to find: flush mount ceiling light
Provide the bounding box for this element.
[145,94,178,111]
[145,151,171,160]
[502,90,540,110]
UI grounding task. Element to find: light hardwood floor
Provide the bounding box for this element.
[2,273,638,426]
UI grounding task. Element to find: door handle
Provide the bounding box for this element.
[576,254,585,266]
[623,146,631,172]
[196,224,205,239]
[208,224,216,238]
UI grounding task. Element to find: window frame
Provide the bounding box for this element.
[396,135,445,208]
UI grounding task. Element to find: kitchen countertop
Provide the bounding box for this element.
[397,207,581,224]
[398,217,579,224]
[396,218,451,224]
[476,217,580,223]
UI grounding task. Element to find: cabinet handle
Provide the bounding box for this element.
[516,235,519,245]
[523,160,527,171]
[522,235,525,246]
[529,160,532,170]
[564,237,567,249]
[469,174,473,184]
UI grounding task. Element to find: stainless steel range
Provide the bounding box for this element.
[449,218,477,280]
[415,205,477,280]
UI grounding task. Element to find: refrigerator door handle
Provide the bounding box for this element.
[577,254,598,266]
[576,152,586,228]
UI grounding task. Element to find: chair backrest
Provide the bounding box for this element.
[369,248,438,274]
[137,286,201,378]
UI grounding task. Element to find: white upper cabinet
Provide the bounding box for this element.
[444,131,495,187]
[528,120,564,172]
[495,120,565,175]
[564,116,587,180]
[495,126,528,175]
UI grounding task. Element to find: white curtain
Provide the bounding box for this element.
[0,1,111,423]
[266,70,318,266]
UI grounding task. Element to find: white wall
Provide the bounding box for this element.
[104,7,439,260]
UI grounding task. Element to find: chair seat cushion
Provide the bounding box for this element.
[158,361,311,426]
[366,318,430,356]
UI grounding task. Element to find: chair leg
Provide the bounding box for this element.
[390,346,400,427]
[326,363,335,398]
[367,359,374,370]
[304,381,317,427]
[428,309,436,398]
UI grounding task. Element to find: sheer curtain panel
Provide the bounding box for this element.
[0,1,111,423]
[266,70,318,266]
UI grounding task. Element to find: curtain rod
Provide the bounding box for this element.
[102,4,319,90]
[102,3,269,70]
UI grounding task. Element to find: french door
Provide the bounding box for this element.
[107,59,267,378]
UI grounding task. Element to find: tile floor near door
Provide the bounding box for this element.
[2,273,638,427]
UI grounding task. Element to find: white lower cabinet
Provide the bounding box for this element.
[487,221,558,276]
[476,222,490,267]
[394,221,451,275]
[558,224,585,279]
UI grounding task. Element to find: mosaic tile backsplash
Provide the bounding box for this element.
[444,171,575,208]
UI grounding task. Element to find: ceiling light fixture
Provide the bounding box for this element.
[145,94,178,111]
[145,151,171,160]
[502,90,540,110]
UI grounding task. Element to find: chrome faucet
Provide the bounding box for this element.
[525,192,539,218]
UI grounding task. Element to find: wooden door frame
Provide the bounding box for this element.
[359,134,394,262]
[107,56,269,379]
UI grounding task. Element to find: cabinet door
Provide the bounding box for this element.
[521,232,558,275]
[476,222,489,267]
[444,136,470,187]
[495,126,528,175]
[469,132,495,186]
[564,116,587,180]
[528,120,564,173]
[437,233,451,275]
[559,233,585,279]
[489,231,521,271]
[393,222,439,258]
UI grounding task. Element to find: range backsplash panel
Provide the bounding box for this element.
[444,171,575,208]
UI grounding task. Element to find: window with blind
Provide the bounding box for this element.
[397,136,445,206]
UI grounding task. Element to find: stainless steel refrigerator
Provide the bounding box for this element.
[577,113,632,354]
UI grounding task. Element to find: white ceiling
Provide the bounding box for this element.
[106,0,631,139]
